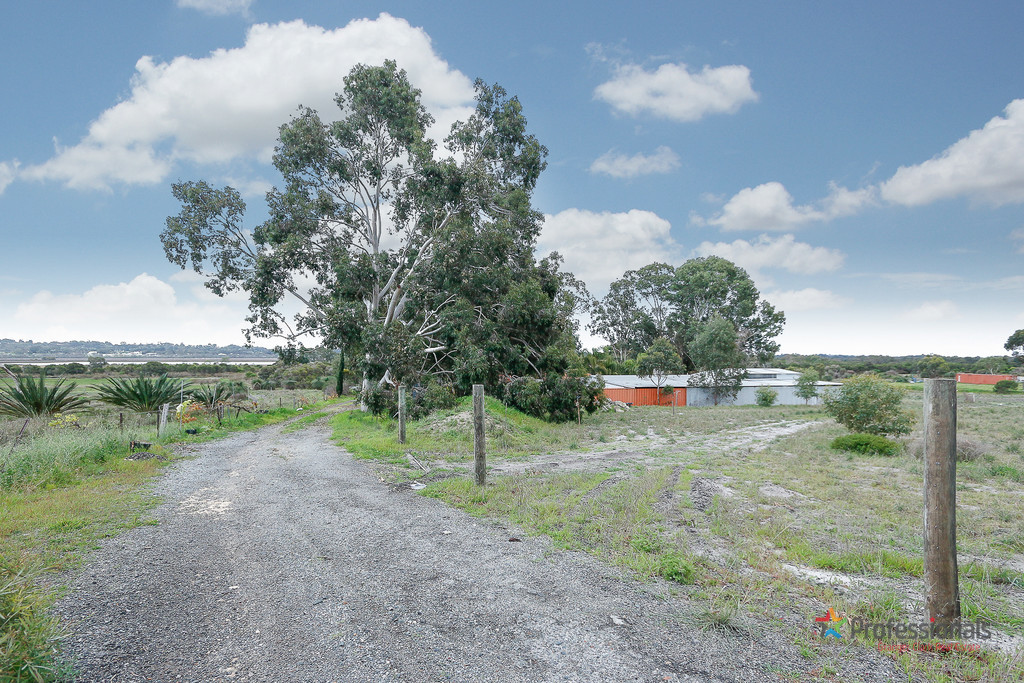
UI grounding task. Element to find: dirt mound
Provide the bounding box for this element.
[422,410,510,437]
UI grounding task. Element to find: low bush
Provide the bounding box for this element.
[501,374,604,423]
[993,379,1019,394]
[831,433,901,456]
[359,380,459,420]
[754,387,778,407]
[822,375,913,436]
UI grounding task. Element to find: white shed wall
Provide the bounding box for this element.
[686,384,824,407]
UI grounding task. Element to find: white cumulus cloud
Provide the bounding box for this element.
[594,62,758,122]
[538,209,681,294]
[906,300,960,321]
[881,99,1024,206]
[589,146,680,179]
[177,0,252,15]
[694,234,845,276]
[0,161,17,194]
[701,181,876,232]
[17,16,475,191]
[11,273,254,345]
[764,288,850,312]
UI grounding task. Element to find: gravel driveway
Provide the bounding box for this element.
[55,418,903,682]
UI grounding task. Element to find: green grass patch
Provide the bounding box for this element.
[331,396,588,470]
[830,433,901,456]
[423,467,698,584]
[281,410,329,433]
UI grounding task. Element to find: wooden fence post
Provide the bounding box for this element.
[923,378,960,631]
[398,385,407,444]
[473,384,485,486]
[158,403,169,437]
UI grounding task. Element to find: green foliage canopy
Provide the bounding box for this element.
[162,61,576,396]
[1006,329,1024,356]
[591,257,784,371]
[687,315,746,405]
[635,337,684,389]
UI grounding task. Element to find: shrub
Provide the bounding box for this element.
[412,381,457,419]
[95,374,191,413]
[0,372,89,418]
[0,555,66,682]
[822,375,913,436]
[501,377,546,419]
[993,379,1018,394]
[754,387,778,407]
[502,374,604,423]
[831,433,901,456]
[360,384,396,418]
[359,380,460,421]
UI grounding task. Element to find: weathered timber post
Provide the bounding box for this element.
[923,378,960,631]
[473,384,486,486]
[158,403,169,437]
[398,385,407,444]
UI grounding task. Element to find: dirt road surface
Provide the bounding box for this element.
[55,419,902,682]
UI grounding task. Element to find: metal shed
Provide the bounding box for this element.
[601,369,837,407]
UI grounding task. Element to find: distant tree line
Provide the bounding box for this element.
[0,339,274,359]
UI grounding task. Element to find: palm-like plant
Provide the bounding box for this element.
[95,374,191,413]
[0,371,90,417]
[189,383,232,408]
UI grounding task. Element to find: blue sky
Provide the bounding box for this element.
[2,0,1023,355]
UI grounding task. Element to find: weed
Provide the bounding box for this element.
[0,554,67,682]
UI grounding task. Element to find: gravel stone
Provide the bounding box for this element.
[55,420,905,682]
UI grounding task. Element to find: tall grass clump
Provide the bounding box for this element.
[0,555,66,682]
[0,426,142,490]
[95,374,190,413]
[0,371,89,418]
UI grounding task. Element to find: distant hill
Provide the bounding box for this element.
[0,339,276,360]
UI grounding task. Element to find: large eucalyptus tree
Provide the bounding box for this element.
[162,61,568,392]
